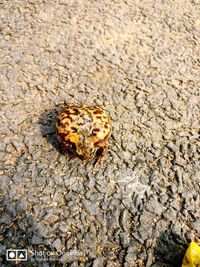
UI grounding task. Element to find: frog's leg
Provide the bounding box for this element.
[94,144,108,166]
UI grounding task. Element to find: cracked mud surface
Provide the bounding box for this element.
[0,1,200,266]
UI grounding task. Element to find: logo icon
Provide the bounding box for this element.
[6,249,27,261]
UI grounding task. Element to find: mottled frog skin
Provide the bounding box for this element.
[56,104,112,164]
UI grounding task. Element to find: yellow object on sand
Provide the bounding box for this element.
[182,241,200,267]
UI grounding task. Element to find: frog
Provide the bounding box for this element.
[56,104,112,165]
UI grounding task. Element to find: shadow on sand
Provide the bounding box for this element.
[154,227,188,267]
[39,106,62,154]
[38,105,76,159]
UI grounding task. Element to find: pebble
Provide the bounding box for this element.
[0,213,12,225]
[52,238,63,251]
[189,221,200,232]
[82,199,99,216]
[0,245,6,256]
[16,198,30,212]
[43,214,60,224]
[119,209,129,232]
[146,200,165,216]
[167,142,177,152]
[59,251,83,263]
[163,207,177,221]
[6,204,17,217]
[93,257,104,267]
[31,235,43,245]
[119,232,130,248]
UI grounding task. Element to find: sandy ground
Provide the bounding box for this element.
[0,0,200,266]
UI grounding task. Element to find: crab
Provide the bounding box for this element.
[56,104,112,165]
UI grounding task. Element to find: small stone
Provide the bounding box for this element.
[167,142,177,152]
[163,207,177,221]
[0,213,12,225]
[189,221,200,231]
[175,168,183,184]
[59,250,83,263]
[106,209,120,229]
[16,198,30,212]
[138,223,153,240]
[188,95,199,105]
[93,257,104,267]
[82,199,99,215]
[139,211,156,223]
[159,194,168,204]
[31,235,43,245]
[6,204,17,217]
[59,223,71,233]
[119,232,130,248]
[169,184,177,194]
[0,245,6,256]
[119,209,129,231]
[43,214,60,224]
[52,238,62,251]
[146,200,165,216]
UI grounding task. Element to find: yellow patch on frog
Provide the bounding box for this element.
[65,133,79,144]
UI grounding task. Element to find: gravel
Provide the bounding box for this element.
[0,0,200,266]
